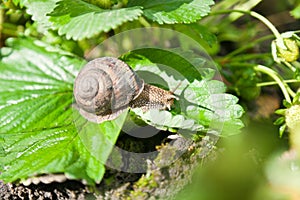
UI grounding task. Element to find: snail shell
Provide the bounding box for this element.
[74,57,144,123]
[74,57,177,123]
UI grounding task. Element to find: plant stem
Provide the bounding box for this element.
[254,65,292,103]
[287,87,296,98]
[221,53,271,62]
[224,35,274,59]
[221,62,255,68]
[211,10,282,40]
[258,79,299,98]
[283,61,297,72]
[0,7,3,46]
[139,17,151,27]
[257,79,300,87]
[249,11,281,39]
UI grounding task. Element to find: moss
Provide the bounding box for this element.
[135,174,158,189]
[85,134,217,199]
[125,136,216,199]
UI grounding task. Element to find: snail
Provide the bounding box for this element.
[74,57,177,123]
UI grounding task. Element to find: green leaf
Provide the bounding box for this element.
[273,117,285,125]
[274,109,286,115]
[224,66,261,101]
[183,79,244,136]
[13,0,22,6]
[132,108,204,132]
[128,0,214,24]
[174,24,218,47]
[122,48,205,82]
[283,99,292,108]
[291,4,300,19]
[48,0,143,40]
[22,0,60,32]
[122,52,244,136]
[279,124,287,138]
[0,37,126,184]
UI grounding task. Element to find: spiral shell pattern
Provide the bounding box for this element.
[74,57,144,123]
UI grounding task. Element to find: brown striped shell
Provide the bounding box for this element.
[74,57,144,123]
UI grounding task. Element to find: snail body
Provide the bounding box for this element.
[130,83,175,111]
[74,57,176,123]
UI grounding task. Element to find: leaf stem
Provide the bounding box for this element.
[254,65,292,103]
[211,10,282,40]
[224,35,274,59]
[257,79,300,87]
[249,11,281,39]
[219,53,271,63]
[283,61,297,72]
[0,7,3,44]
[139,17,151,27]
[287,87,296,98]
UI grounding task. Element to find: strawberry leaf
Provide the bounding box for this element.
[0,37,126,184]
[128,0,214,24]
[48,0,143,40]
